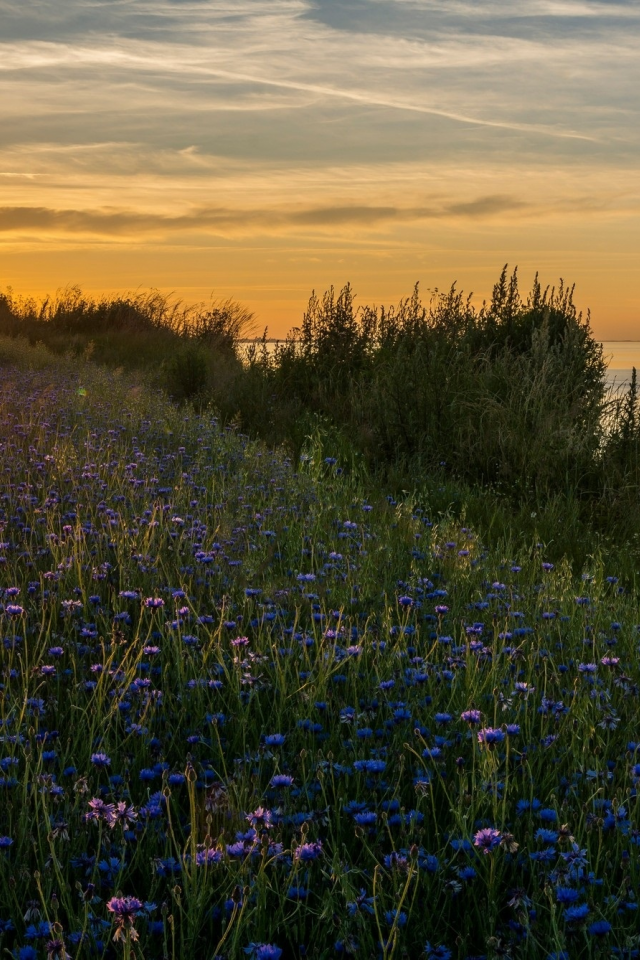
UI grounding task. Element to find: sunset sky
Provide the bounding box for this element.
[1,0,639,338]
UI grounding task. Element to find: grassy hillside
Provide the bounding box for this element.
[2,268,640,573]
[0,338,640,957]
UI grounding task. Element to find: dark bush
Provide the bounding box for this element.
[163,343,211,402]
[256,267,607,496]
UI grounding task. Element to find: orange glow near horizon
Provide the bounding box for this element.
[2,1,639,339]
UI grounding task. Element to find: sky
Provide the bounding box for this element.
[1,0,639,338]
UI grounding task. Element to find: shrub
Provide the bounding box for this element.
[163,342,210,402]
[259,267,608,495]
[190,296,256,353]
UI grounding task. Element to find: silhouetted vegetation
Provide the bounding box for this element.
[2,267,640,570]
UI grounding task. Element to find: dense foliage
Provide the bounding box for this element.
[266,269,608,494]
[1,341,640,959]
[3,268,640,570]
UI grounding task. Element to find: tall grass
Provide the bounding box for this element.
[3,268,640,570]
[2,342,640,958]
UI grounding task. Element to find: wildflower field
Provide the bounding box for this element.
[2,340,640,960]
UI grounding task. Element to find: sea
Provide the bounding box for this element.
[602,342,640,390]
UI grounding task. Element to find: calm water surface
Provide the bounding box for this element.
[602,342,640,389]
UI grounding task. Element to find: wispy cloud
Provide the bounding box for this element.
[7,192,634,238]
[1,2,638,147]
[0,0,639,333]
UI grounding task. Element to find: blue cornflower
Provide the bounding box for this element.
[353,759,386,774]
[384,910,407,927]
[561,843,588,868]
[154,857,181,876]
[347,889,376,916]
[343,800,367,815]
[287,885,308,900]
[535,829,559,845]
[425,944,452,960]
[564,903,590,923]
[384,851,409,870]
[246,807,273,831]
[244,942,282,958]
[477,727,505,746]
[5,604,24,617]
[143,597,165,609]
[25,922,51,940]
[107,896,143,921]
[555,887,579,904]
[16,948,38,960]
[264,734,285,747]
[90,753,111,768]
[294,841,323,862]
[434,713,452,726]
[270,774,294,788]
[473,828,502,854]
[231,635,250,648]
[529,847,556,863]
[226,841,247,858]
[461,709,481,725]
[587,919,611,936]
[538,808,558,823]
[579,663,597,674]
[353,811,377,826]
[195,848,223,866]
[449,838,472,853]
[393,707,412,722]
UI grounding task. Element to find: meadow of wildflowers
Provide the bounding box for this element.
[2,340,640,960]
